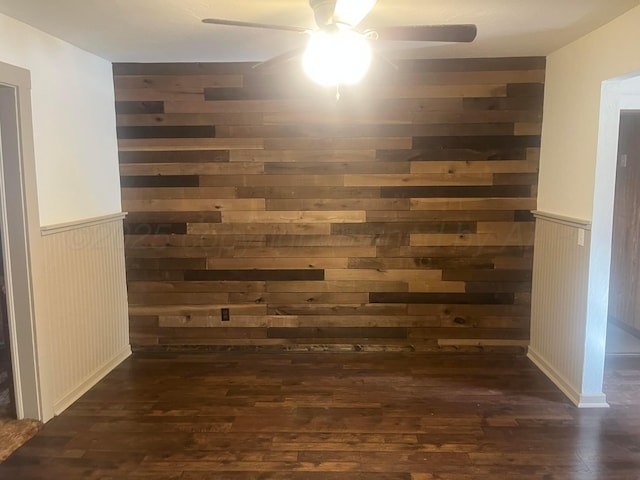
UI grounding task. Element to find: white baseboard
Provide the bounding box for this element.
[53,345,132,416]
[527,347,609,408]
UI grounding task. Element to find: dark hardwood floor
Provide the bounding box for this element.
[0,352,639,479]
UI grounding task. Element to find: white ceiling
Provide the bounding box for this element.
[0,0,638,63]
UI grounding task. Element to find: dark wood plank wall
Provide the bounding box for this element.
[113,56,544,352]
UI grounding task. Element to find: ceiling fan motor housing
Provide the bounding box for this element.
[309,0,338,27]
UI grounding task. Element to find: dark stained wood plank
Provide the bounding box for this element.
[119,150,230,163]
[116,125,215,139]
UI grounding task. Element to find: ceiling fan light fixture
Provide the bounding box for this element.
[333,0,378,27]
[302,29,372,87]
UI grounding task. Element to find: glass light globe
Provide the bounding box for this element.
[303,29,372,87]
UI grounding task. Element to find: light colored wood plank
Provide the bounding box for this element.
[266,198,411,211]
[265,280,407,293]
[229,292,369,304]
[515,123,543,135]
[410,160,538,175]
[221,211,366,224]
[263,110,412,125]
[410,198,536,211]
[324,269,442,282]
[408,281,466,293]
[118,137,264,151]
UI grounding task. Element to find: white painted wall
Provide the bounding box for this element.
[0,14,129,422]
[538,6,640,220]
[533,5,640,405]
[0,12,121,226]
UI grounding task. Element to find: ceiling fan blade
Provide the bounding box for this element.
[333,0,377,27]
[202,18,308,34]
[374,24,477,43]
[252,47,306,71]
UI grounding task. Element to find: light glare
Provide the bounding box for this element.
[303,30,372,87]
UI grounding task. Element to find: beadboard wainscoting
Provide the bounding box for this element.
[528,211,605,407]
[41,213,130,414]
[114,57,544,352]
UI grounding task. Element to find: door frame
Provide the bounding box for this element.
[0,61,45,420]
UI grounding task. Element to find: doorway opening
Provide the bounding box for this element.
[0,62,44,421]
[0,230,16,418]
[607,109,640,355]
[585,72,640,401]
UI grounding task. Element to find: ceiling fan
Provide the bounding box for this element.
[202,0,477,86]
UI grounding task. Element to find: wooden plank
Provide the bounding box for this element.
[265,280,407,293]
[128,281,266,293]
[188,223,331,235]
[264,137,412,151]
[184,269,325,281]
[113,74,243,90]
[372,84,508,99]
[120,162,263,176]
[410,198,536,211]
[221,211,366,224]
[344,173,494,187]
[128,304,268,315]
[229,247,376,258]
[230,149,377,163]
[123,198,265,212]
[121,187,238,200]
[200,174,345,188]
[115,89,205,102]
[409,160,538,175]
[206,258,347,270]
[116,112,263,127]
[410,223,535,247]
[118,149,230,163]
[324,269,442,282]
[264,161,410,175]
[230,293,369,304]
[266,199,411,211]
[236,186,381,199]
[118,137,264,151]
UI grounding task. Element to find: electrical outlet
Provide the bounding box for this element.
[221,308,230,322]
